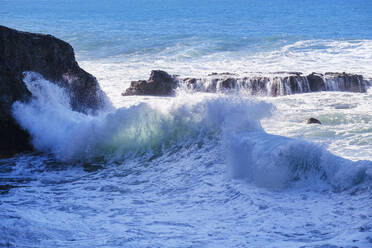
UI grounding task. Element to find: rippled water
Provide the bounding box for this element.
[1,0,372,247]
[1,150,371,247]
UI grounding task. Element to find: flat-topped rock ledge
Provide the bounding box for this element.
[123,70,371,96]
[0,25,106,157]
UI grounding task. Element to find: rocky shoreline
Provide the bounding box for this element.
[123,70,371,96]
[1,25,371,157]
[0,25,107,157]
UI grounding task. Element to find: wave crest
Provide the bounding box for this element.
[12,72,273,162]
[225,132,372,190]
[12,72,372,190]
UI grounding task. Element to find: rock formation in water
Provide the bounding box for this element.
[123,70,178,96]
[306,118,322,125]
[307,73,326,92]
[0,25,106,157]
[123,71,370,96]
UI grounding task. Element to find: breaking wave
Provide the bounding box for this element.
[12,72,372,189]
[12,72,271,162]
[225,131,372,190]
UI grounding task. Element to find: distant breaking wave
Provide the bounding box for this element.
[11,72,372,190]
[80,39,372,99]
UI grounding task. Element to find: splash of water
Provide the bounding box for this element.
[12,72,272,163]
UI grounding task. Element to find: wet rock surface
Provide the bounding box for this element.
[306,118,322,125]
[307,73,326,92]
[0,25,106,157]
[122,70,178,96]
[123,71,370,96]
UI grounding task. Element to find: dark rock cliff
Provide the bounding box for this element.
[0,25,106,157]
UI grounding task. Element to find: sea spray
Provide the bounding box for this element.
[224,131,372,190]
[12,72,273,162]
[11,72,372,189]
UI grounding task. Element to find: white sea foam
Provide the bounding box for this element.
[12,72,272,162]
[75,39,372,166]
[11,72,372,190]
[3,1,372,245]
[79,39,372,105]
[225,131,372,190]
[261,89,372,161]
[5,44,372,248]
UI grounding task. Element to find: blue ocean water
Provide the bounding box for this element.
[2,0,372,60]
[1,1,372,247]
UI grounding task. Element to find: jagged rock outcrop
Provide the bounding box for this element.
[0,25,106,157]
[123,70,178,96]
[123,71,370,97]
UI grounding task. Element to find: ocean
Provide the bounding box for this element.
[1,0,372,247]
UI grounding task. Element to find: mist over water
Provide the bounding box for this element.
[1,0,372,247]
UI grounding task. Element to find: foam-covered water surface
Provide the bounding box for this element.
[1,0,372,247]
[1,71,371,247]
[261,89,372,161]
[1,137,372,247]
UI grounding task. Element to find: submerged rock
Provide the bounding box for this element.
[306,118,322,125]
[122,70,177,96]
[0,25,106,157]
